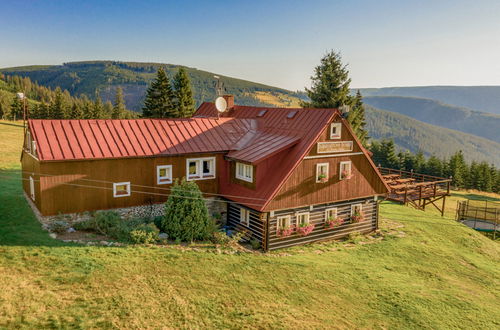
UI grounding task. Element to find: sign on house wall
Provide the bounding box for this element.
[317,141,353,153]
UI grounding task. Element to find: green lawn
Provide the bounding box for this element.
[0,120,499,329]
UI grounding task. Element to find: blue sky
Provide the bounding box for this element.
[1,0,499,90]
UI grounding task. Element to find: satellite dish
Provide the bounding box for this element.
[215,96,227,113]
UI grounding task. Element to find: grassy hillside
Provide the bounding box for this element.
[358,86,500,115]
[365,106,500,166]
[0,61,307,111]
[1,121,499,328]
[362,96,500,144]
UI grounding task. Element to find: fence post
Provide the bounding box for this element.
[403,186,408,205]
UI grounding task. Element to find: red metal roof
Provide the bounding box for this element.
[195,103,338,211]
[29,118,255,161]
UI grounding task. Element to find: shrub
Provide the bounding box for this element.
[74,211,122,236]
[212,231,232,245]
[160,179,214,242]
[129,223,160,244]
[48,220,69,233]
[250,239,261,250]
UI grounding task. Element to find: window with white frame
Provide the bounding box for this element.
[276,215,291,233]
[351,204,362,216]
[240,208,250,226]
[29,176,35,200]
[236,162,253,183]
[113,182,131,197]
[325,208,337,221]
[157,165,172,185]
[32,140,37,157]
[26,131,32,153]
[186,157,215,180]
[339,161,352,180]
[316,163,329,183]
[330,123,342,139]
[296,212,310,226]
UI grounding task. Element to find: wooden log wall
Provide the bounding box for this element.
[227,203,266,243]
[267,197,378,250]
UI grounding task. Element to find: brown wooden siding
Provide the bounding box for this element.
[266,120,386,211]
[267,197,378,250]
[35,153,223,216]
[227,203,265,243]
[21,150,42,211]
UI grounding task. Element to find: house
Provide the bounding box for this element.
[21,95,389,250]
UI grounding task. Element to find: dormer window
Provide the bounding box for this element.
[236,162,253,183]
[330,123,341,139]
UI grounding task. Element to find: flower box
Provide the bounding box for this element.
[296,223,315,236]
[341,170,353,180]
[277,225,295,238]
[351,211,365,223]
[325,217,344,229]
[317,174,328,183]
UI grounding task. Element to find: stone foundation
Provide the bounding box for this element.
[24,192,227,228]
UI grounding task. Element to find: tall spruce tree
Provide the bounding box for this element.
[173,67,195,118]
[103,101,113,118]
[69,102,84,119]
[50,87,66,119]
[112,87,126,119]
[91,91,104,119]
[9,95,23,120]
[448,151,468,188]
[302,51,352,108]
[142,67,176,118]
[348,90,369,145]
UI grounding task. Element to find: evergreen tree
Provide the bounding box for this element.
[31,104,42,119]
[173,67,195,118]
[112,87,126,119]
[103,101,113,118]
[477,162,492,192]
[142,67,176,118]
[91,91,104,119]
[348,90,369,145]
[81,95,93,119]
[9,95,23,120]
[160,179,213,242]
[448,151,468,188]
[424,155,444,177]
[302,51,352,108]
[69,102,84,119]
[381,139,400,169]
[39,101,50,119]
[50,87,66,119]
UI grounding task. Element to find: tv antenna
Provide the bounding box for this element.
[214,75,225,96]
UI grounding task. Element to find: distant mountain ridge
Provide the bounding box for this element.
[362,96,500,143]
[358,86,500,115]
[0,61,307,111]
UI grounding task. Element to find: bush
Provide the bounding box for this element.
[129,223,160,244]
[74,211,121,236]
[250,239,261,250]
[160,179,214,242]
[48,220,69,233]
[212,231,232,245]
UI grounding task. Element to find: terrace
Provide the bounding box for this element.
[379,167,452,216]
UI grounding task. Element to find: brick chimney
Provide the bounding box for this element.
[223,95,234,110]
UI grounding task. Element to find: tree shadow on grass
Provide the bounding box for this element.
[0,169,75,247]
[456,193,500,202]
[0,121,25,128]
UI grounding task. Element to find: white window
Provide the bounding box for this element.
[330,123,342,139]
[113,182,131,197]
[236,162,253,183]
[351,204,362,216]
[157,165,172,185]
[32,140,37,156]
[316,163,329,183]
[186,157,215,181]
[339,161,352,180]
[325,208,337,221]
[276,215,291,233]
[29,176,35,200]
[240,208,250,226]
[26,131,32,153]
[296,212,310,226]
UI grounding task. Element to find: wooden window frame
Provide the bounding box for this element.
[315,162,329,183]
[351,204,362,216]
[29,176,35,201]
[240,208,250,226]
[339,161,352,180]
[186,157,216,181]
[276,215,291,234]
[236,162,253,183]
[296,212,310,226]
[325,207,337,221]
[157,165,173,185]
[330,123,342,139]
[113,182,131,198]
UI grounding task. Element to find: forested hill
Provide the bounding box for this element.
[358,86,500,115]
[0,61,306,111]
[362,96,500,144]
[365,105,500,166]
